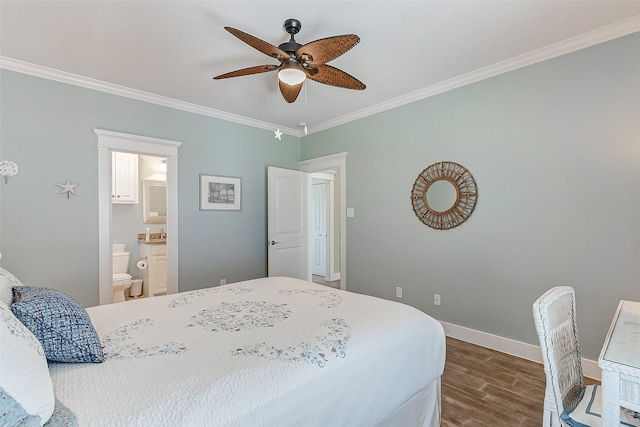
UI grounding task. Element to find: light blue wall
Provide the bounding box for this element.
[301,33,640,360]
[0,70,300,307]
[1,33,638,361]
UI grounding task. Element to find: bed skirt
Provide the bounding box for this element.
[377,378,441,427]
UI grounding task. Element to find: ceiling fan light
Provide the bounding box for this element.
[278,68,306,86]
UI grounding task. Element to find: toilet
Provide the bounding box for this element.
[112,244,132,303]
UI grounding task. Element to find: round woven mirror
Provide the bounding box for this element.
[411,161,478,230]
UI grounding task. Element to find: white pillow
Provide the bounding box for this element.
[0,267,23,305]
[0,300,55,423]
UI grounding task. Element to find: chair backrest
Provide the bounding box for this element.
[532,286,585,426]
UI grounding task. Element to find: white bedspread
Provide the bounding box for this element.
[49,277,445,427]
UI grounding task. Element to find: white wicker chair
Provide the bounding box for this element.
[533,286,640,427]
[533,286,585,427]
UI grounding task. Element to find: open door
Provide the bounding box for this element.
[267,166,309,280]
[311,181,328,277]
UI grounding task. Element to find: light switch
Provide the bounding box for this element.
[346,208,355,218]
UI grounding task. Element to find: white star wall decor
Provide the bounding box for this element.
[56,178,79,199]
[274,128,283,140]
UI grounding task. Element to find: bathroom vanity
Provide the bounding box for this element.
[138,239,167,297]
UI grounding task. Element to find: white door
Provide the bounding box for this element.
[267,166,309,280]
[311,182,327,277]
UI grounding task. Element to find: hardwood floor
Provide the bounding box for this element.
[441,337,599,426]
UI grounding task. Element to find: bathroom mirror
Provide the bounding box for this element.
[411,161,478,230]
[143,180,167,224]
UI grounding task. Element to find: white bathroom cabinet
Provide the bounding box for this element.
[112,151,139,204]
[139,243,167,297]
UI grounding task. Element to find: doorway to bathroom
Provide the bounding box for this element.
[112,153,168,301]
[96,129,182,305]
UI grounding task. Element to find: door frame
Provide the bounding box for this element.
[310,173,336,281]
[96,129,182,305]
[299,152,347,290]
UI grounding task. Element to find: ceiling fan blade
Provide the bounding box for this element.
[297,35,360,66]
[279,80,303,103]
[213,65,278,80]
[307,64,366,90]
[224,27,289,60]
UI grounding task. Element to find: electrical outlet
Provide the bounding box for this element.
[396,287,403,298]
[220,279,226,286]
[434,293,441,306]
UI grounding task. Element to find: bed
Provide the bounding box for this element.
[2,275,446,427]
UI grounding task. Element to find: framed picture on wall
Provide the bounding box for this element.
[199,174,242,211]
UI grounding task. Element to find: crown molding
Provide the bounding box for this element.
[312,15,640,134]
[0,56,302,137]
[2,15,638,138]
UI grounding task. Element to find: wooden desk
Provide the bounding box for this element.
[598,300,640,426]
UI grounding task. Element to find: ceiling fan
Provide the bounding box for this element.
[213,18,366,103]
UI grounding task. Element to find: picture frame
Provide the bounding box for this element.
[199,174,241,211]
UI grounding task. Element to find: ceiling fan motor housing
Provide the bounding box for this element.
[278,41,303,55]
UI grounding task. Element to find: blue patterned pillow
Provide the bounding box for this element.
[11,286,104,363]
[0,387,42,427]
[0,387,79,427]
[0,267,23,306]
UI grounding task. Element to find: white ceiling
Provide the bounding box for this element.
[2,1,639,136]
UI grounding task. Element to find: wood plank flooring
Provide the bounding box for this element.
[441,337,599,426]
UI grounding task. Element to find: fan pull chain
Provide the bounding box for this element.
[304,85,308,135]
[298,84,308,136]
[274,80,282,140]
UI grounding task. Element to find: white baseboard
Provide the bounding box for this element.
[441,321,601,381]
